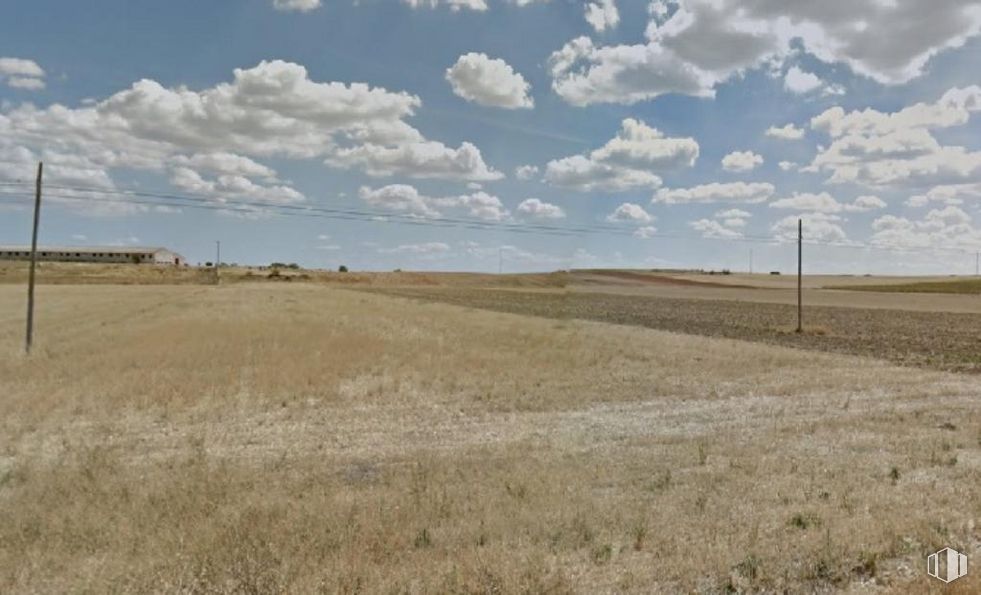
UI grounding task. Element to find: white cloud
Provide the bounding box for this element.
[810,86,981,187]
[778,161,798,171]
[690,219,742,239]
[379,242,452,254]
[769,192,843,213]
[548,1,981,106]
[7,77,45,91]
[328,140,503,181]
[0,57,44,77]
[169,167,304,204]
[0,57,45,91]
[585,0,619,33]
[171,153,277,180]
[769,192,887,213]
[359,184,509,220]
[272,0,321,11]
[0,60,502,196]
[446,53,533,109]
[783,66,823,94]
[721,150,763,172]
[403,0,488,10]
[766,124,805,140]
[653,182,774,204]
[771,212,847,243]
[516,198,565,219]
[871,206,981,251]
[715,208,750,219]
[515,164,540,180]
[545,118,697,191]
[907,183,981,207]
[851,195,887,212]
[634,225,658,238]
[606,202,654,223]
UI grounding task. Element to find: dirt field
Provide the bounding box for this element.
[371,286,981,373]
[1,282,979,593]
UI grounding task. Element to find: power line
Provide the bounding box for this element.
[1,180,978,257]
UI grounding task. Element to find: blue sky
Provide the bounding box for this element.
[2,0,981,273]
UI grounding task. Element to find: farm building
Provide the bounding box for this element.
[0,246,186,266]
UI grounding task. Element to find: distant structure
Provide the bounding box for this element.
[0,246,186,266]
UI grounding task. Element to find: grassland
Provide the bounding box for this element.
[1,282,979,593]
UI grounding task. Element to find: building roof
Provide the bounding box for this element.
[0,245,176,254]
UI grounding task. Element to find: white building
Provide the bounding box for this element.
[0,246,186,266]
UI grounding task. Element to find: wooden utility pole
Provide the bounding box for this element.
[215,240,221,284]
[796,218,803,333]
[25,162,43,354]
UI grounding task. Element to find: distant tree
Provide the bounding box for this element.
[338,265,349,273]
[205,261,213,267]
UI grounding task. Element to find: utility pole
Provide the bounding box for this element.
[25,162,43,354]
[749,249,754,274]
[975,251,978,276]
[215,240,221,284]
[796,218,803,334]
[498,247,503,275]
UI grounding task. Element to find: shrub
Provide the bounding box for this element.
[338,265,349,273]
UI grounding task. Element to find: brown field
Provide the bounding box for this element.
[1,269,980,592]
[827,278,981,295]
[372,286,981,373]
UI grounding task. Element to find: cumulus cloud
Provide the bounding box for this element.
[169,167,304,204]
[0,59,503,210]
[328,140,503,181]
[0,57,45,91]
[772,212,847,243]
[690,218,742,239]
[809,86,981,187]
[721,150,763,172]
[766,124,805,140]
[359,184,509,220]
[585,0,619,33]
[634,225,658,238]
[871,206,981,250]
[778,161,798,171]
[652,181,774,204]
[544,118,698,191]
[379,242,452,254]
[272,0,321,11]
[769,192,887,213]
[403,0,488,10]
[783,66,823,94]
[606,202,654,223]
[548,1,981,106]
[515,164,540,180]
[516,198,565,219]
[446,53,533,109]
[907,183,981,207]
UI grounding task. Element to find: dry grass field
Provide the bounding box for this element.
[1,280,980,593]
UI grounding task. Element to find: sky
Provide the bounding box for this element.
[1,0,981,274]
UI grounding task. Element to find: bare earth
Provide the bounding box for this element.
[1,281,979,593]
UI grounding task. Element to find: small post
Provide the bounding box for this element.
[796,218,803,333]
[215,240,220,284]
[25,162,43,354]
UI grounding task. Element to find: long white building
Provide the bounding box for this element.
[0,246,186,266]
